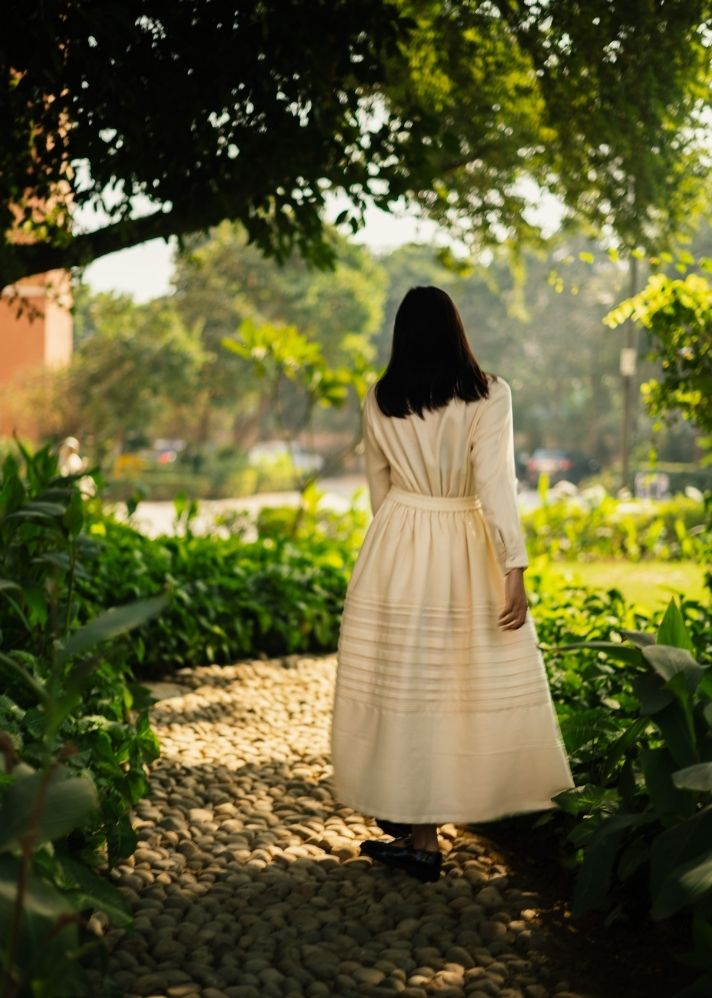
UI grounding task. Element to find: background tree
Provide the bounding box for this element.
[1,1,709,297]
[170,222,387,446]
[604,270,712,447]
[374,236,630,464]
[58,290,205,463]
[390,0,711,260]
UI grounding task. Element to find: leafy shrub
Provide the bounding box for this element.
[73,482,368,676]
[542,597,712,998]
[520,488,707,562]
[0,439,168,996]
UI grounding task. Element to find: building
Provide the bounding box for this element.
[0,268,73,439]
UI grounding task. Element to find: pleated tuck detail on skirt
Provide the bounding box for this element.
[329,377,576,825]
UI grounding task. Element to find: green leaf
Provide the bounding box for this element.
[572,812,658,917]
[650,806,712,904]
[672,763,712,793]
[618,629,656,647]
[640,746,695,818]
[23,585,48,628]
[21,500,67,516]
[107,812,138,865]
[548,639,643,667]
[601,716,649,783]
[642,644,703,689]
[0,651,48,705]
[0,853,79,952]
[550,783,618,816]
[60,593,170,663]
[656,596,695,651]
[63,488,84,537]
[671,972,712,998]
[698,668,712,701]
[652,699,699,769]
[0,765,99,851]
[53,853,133,928]
[631,673,674,715]
[617,837,651,881]
[651,851,712,920]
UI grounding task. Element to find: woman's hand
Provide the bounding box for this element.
[498,567,528,630]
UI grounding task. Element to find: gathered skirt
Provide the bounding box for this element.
[329,486,576,824]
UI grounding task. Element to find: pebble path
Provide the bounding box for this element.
[85,654,587,998]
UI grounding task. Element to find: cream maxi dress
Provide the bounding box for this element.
[329,373,575,824]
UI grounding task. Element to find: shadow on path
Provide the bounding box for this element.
[80,655,682,998]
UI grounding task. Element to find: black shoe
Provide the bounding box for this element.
[375,818,412,838]
[359,839,442,883]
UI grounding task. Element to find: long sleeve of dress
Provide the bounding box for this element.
[363,388,391,516]
[469,378,529,575]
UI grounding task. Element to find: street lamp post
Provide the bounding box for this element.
[619,254,640,495]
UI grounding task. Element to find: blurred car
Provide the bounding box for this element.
[524,448,600,487]
[247,439,324,473]
[152,438,186,465]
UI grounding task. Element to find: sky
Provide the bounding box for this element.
[78,178,566,303]
[75,189,446,302]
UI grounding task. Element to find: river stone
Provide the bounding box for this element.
[481,920,508,941]
[475,886,504,908]
[83,656,585,998]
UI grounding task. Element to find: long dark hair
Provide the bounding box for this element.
[373,286,495,419]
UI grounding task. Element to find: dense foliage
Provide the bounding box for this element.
[1,435,710,995]
[604,269,712,446]
[2,2,710,288]
[0,441,169,996]
[520,487,707,563]
[77,486,363,674]
[545,594,712,998]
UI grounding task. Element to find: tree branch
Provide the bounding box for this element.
[2,199,230,288]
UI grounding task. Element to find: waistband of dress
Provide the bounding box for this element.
[386,485,483,511]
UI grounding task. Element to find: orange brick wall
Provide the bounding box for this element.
[0,269,73,439]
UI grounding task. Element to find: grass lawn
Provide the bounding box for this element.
[547,559,709,609]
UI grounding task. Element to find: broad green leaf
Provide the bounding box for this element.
[672,763,712,793]
[572,812,658,917]
[698,668,712,701]
[0,854,79,951]
[631,673,674,715]
[642,644,703,689]
[23,586,48,628]
[617,837,650,881]
[640,746,695,818]
[60,592,170,663]
[550,783,618,816]
[53,853,133,928]
[618,629,656,647]
[656,597,695,651]
[650,806,712,902]
[0,651,48,705]
[651,851,712,920]
[0,766,99,851]
[63,488,84,536]
[664,670,700,760]
[652,699,699,769]
[18,501,67,517]
[670,972,712,998]
[548,639,642,667]
[601,716,649,782]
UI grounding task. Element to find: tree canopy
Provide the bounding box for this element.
[1,0,710,293]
